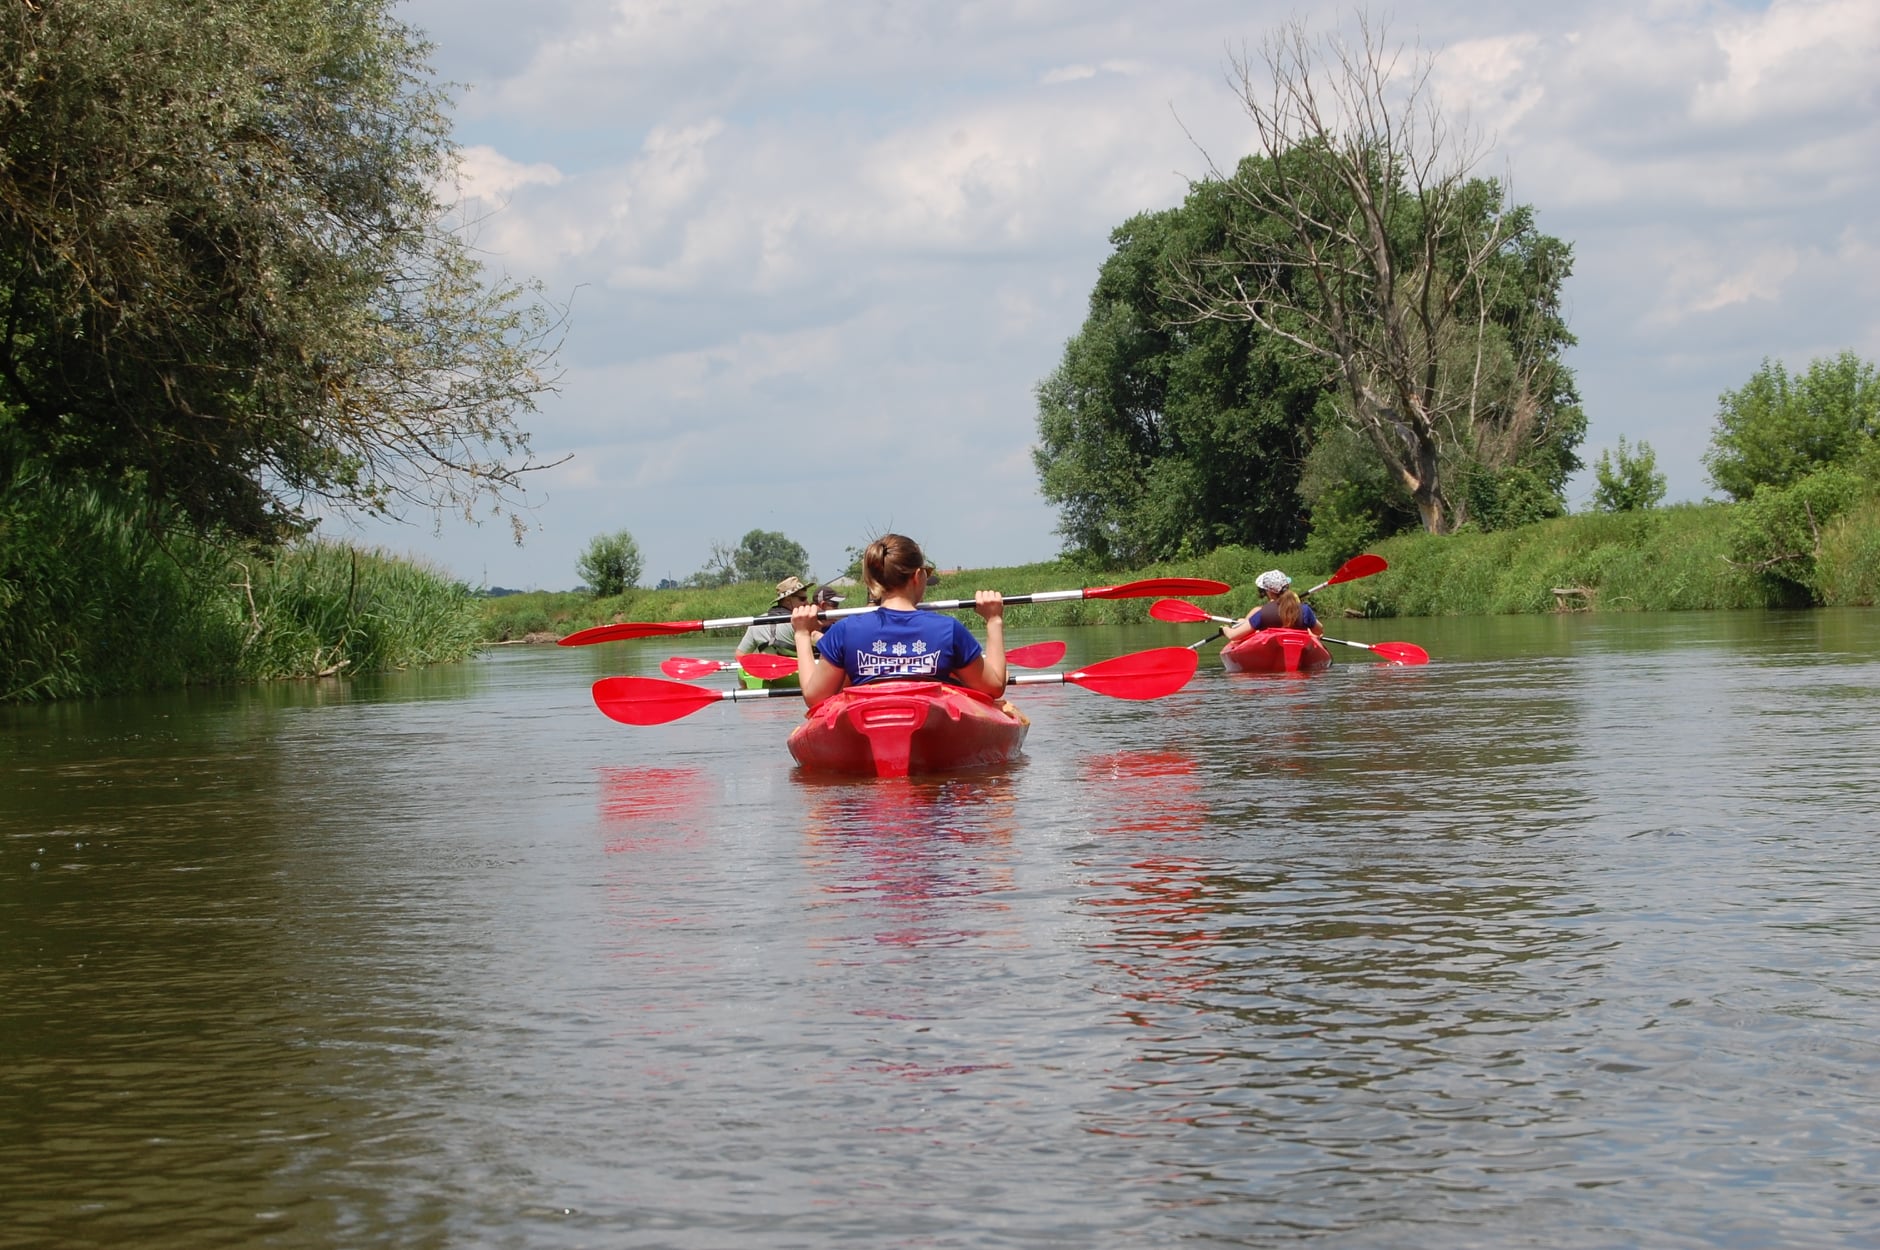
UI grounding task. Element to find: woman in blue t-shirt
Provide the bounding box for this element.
[1221,568,1324,643]
[789,533,1006,710]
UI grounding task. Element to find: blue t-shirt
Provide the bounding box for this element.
[815,608,983,685]
[1248,602,1319,630]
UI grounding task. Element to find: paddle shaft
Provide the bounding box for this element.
[699,589,1182,633]
[561,577,1230,646]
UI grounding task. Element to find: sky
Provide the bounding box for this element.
[349,0,1880,590]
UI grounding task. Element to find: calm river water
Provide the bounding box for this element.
[4,610,1879,1249]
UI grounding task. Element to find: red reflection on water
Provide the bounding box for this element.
[596,765,711,853]
[1080,748,1208,839]
[796,773,1019,949]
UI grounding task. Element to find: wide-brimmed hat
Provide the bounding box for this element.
[813,586,845,606]
[770,575,810,606]
[1255,569,1292,593]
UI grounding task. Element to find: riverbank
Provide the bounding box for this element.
[486,499,1879,647]
[1,479,482,702]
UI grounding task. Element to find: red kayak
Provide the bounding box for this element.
[1220,628,1332,674]
[786,681,1030,778]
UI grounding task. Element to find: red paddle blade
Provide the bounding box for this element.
[660,656,723,679]
[1006,640,1067,668]
[560,620,704,646]
[592,676,727,725]
[1327,553,1387,586]
[1372,641,1429,665]
[1084,577,1231,600]
[738,653,800,679]
[1065,646,1200,700]
[1148,598,1214,624]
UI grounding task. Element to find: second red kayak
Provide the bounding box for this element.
[786,681,1030,778]
[1220,628,1332,674]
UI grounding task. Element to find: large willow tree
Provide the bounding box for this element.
[0,0,561,543]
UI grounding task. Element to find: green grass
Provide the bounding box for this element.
[3,476,484,701]
[495,501,1838,648]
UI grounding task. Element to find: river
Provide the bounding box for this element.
[3,610,1878,1248]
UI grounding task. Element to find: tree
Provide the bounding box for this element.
[1171,14,1584,534]
[1592,437,1667,512]
[1703,353,1879,501]
[730,529,810,584]
[1034,189,1326,566]
[577,530,643,598]
[681,530,809,588]
[0,0,561,545]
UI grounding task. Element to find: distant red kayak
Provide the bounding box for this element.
[1220,628,1332,674]
[786,681,1030,778]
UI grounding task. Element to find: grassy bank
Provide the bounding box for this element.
[493,499,1876,646]
[2,480,482,702]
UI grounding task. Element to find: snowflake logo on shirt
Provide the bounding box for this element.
[911,641,928,655]
[871,639,887,654]
[892,642,908,656]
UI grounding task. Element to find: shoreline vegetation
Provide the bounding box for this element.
[1,483,482,702]
[481,498,1880,646]
[7,496,1876,705]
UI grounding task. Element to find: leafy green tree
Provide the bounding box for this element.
[577,530,643,598]
[1173,18,1585,534]
[0,0,560,544]
[681,530,809,588]
[1592,437,1667,512]
[730,529,811,585]
[1704,353,1879,501]
[1034,187,1326,566]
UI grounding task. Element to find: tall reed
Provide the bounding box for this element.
[3,475,483,701]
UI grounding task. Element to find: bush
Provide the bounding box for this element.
[1724,465,1863,603]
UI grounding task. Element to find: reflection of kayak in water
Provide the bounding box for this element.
[787,681,1030,778]
[1220,628,1331,674]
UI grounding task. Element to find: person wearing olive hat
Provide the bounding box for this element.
[736,576,813,655]
[1222,568,1323,643]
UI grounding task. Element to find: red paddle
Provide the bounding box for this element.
[1321,636,1429,665]
[592,646,1201,725]
[559,577,1233,647]
[1149,598,1429,665]
[1007,646,1198,699]
[1299,553,1388,596]
[659,655,796,680]
[1006,640,1068,668]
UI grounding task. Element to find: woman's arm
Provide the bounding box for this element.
[1222,610,1256,642]
[953,591,1006,697]
[792,604,846,707]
